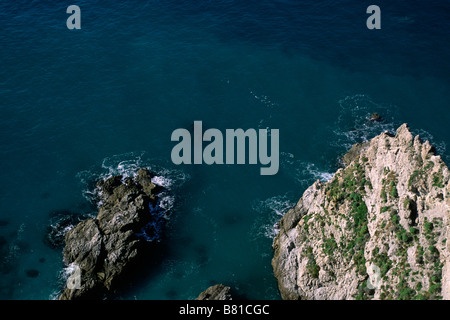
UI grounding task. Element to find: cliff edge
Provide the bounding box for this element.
[272,124,450,300]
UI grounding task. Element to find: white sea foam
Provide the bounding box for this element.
[63,262,79,278]
[151,175,173,188]
[49,223,75,240]
[334,94,449,162]
[250,90,279,109]
[291,161,335,187]
[333,94,398,149]
[50,262,77,299]
[302,162,334,182]
[252,157,332,239]
[99,152,147,181]
[149,166,190,190]
[255,195,294,217]
[280,151,335,188]
[251,194,296,240]
[77,152,190,205]
[74,153,191,243]
[159,195,175,214]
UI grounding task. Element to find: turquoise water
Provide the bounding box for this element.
[0,1,449,299]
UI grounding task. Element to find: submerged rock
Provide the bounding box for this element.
[0,236,9,274]
[369,113,382,122]
[272,124,450,300]
[59,168,165,300]
[25,269,39,278]
[196,284,233,300]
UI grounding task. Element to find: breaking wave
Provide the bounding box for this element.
[74,152,190,242]
[332,94,398,150]
[332,94,448,161]
[280,152,335,189]
[251,194,297,240]
[76,151,189,205]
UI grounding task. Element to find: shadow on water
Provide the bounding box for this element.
[0,220,9,227]
[112,239,173,299]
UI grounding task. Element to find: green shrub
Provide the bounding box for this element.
[398,288,416,300]
[401,233,413,243]
[389,180,398,198]
[391,214,400,225]
[424,220,434,234]
[429,283,441,295]
[415,282,422,291]
[307,259,320,279]
[428,245,439,255]
[414,294,427,300]
[322,238,338,256]
[425,161,434,170]
[432,172,444,188]
[380,206,389,213]
[408,170,422,187]
[380,188,387,202]
[390,185,398,198]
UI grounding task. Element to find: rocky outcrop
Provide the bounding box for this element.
[59,168,164,300]
[272,124,450,300]
[369,113,382,122]
[44,210,90,249]
[196,284,233,300]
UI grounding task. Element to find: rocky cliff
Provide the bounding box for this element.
[59,168,164,300]
[272,124,450,300]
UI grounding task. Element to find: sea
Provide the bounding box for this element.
[0,0,449,299]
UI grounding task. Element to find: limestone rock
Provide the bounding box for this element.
[272,124,450,300]
[196,284,233,300]
[341,142,370,167]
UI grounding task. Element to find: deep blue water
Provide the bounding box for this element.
[0,0,449,299]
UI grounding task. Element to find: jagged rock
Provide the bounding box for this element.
[273,124,450,300]
[96,175,123,198]
[196,284,232,300]
[59,168,164,300]
[44,210,89,249]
